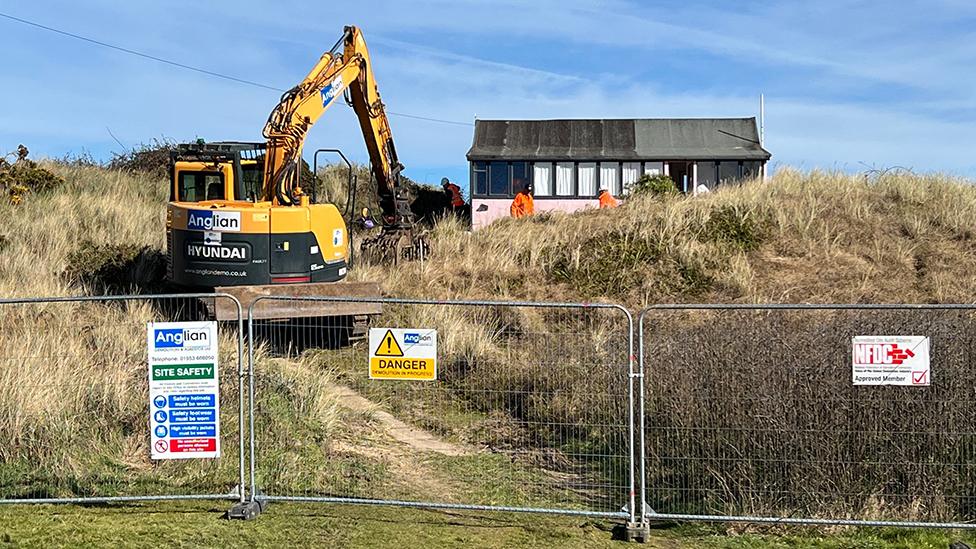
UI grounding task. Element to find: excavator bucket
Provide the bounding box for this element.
[209,281,382,321]
[359,227,430,264]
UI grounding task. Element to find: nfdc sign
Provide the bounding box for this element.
[852,336,930,386]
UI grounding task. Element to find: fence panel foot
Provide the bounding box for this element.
[225,499,266,521]
[614,522,649,543]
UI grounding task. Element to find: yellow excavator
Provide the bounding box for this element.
[165,25,426,319]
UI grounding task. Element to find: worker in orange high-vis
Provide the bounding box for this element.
[441,177,465,211]
[598,188,619,209]
[510,182,535,218]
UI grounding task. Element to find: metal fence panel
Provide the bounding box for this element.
[247,297,635,520]
[639,304,976,527]
[0,294,245,505]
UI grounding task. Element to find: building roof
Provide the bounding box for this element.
[466,118,771,161]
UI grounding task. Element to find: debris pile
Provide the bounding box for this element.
[107,138,178,177]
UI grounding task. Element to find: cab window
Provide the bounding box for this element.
[240,164,263,201]
[179,171,224,201]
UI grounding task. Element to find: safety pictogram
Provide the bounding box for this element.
[374,329,404,357]
[154,440,169,453]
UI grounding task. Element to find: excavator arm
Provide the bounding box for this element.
[263,26,405,226]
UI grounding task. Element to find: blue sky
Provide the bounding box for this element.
[3,0,976,185]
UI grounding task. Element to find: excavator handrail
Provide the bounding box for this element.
[312,148,355,219]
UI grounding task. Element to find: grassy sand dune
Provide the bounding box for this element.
[2,161,976,521]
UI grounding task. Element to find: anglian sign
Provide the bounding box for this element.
[368,327,437,381]
[148,321,221,459]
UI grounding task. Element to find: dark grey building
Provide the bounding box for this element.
[466,118,772,200]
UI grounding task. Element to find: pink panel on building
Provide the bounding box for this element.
[471,198,608,230]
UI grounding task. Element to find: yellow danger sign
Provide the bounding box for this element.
[370,357,436,379]
[368,328,437,381]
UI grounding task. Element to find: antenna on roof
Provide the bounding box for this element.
[760,93,767,183]
[759,93,765,146]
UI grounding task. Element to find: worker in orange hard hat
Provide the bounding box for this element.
[510,181,534,218]
[441,177,464,211]
[598,188,619,209]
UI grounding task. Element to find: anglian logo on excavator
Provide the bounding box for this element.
[320,75,344,107]
[187,210,241,232]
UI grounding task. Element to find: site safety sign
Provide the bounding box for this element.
[147,321,221,459]
[852,335,930,386]
[368,327,437,381]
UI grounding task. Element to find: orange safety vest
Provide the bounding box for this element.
[599,191,619,209]
[445,183,464,208]
[510,192,534,218]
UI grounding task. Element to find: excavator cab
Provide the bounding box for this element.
[170,142,266,203]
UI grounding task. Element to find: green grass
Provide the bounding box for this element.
[1,502,975,548]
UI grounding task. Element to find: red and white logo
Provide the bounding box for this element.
[852,343,916,365]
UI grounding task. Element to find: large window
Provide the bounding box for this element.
[473,162,488,195]
[643,162,663,176]
[472,159,728,198]
[533,162,552,196]
[578,162,597,196]
[179,171,223,202]
[622,162,641,194]
[489,161,509,196]
[718,161,740,184]
[240,164,263,201]
[511,162,530,194]
[555,162,575,196]
[697,161,717,187]
[599,162,620,195]
[742,161,762,180]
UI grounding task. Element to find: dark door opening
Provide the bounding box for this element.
[668,162,691,193]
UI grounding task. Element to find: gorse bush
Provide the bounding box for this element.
[545,231,661,297]
[63,241,166,294]
[0,145,65,205]
[702,204,767,251]
[631,173,678,197]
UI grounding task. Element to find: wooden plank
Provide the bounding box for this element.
[212,282,383,320]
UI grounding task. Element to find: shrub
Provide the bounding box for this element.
[632,174,678,197]
[702,204,765,251]
[546,231,661,297]
[108,138,178,177]
[63,241,166,293]
[0,145,65,204]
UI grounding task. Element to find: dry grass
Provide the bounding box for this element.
[643,307,976,520]
[0,163,165,297]
[355,168,976,307]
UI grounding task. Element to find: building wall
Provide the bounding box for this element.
[471,197,606,230]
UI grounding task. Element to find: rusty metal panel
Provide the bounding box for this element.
[214,282,383,320]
